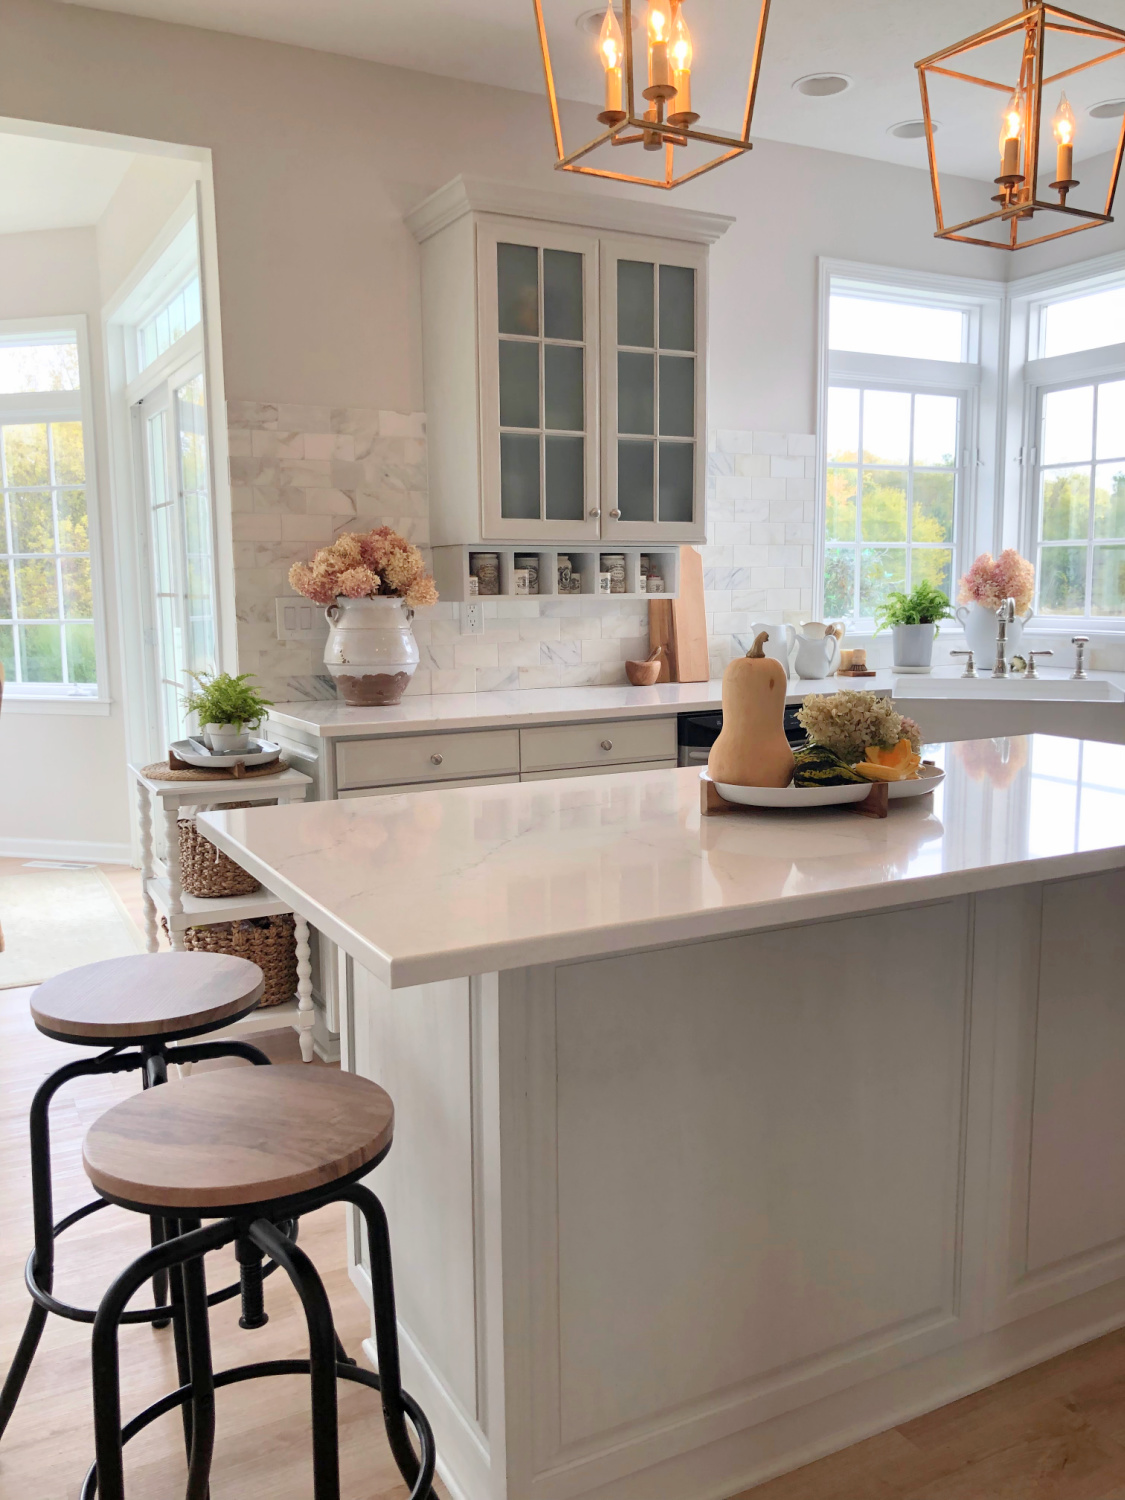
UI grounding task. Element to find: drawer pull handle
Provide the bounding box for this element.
[600,739,613,751]
[430,753,444,766]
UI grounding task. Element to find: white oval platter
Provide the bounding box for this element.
[172,738,282,770]
[711,778,870,809]
[887,765,945,799]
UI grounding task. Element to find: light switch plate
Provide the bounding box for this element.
[275,597,329,643]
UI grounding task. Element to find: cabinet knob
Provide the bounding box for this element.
[430,753,444,766]
[588,507,601,518]
[609,509,621,519]
[600,739,613,751]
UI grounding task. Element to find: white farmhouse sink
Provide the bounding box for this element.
[895,675,1125,702]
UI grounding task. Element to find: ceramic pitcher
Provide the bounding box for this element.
[750,622,797,678]
[323,595,420,706]
[954,602,1034,663]
[793,621,844,680]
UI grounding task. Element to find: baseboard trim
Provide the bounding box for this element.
[0,836,133,865]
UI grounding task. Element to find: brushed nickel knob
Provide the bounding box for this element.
[600,739,613,751]
[609,508,622,518]
[430,753,443,765]
[588,507,601,518]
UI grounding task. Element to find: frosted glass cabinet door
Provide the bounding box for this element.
[478,220,601,542]
[601,237,706,543]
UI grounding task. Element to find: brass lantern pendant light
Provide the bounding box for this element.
[532,0,773,189]
[916,0,1125,250]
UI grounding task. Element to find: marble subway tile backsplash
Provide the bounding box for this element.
[228,402,817,700]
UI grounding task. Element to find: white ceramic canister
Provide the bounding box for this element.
[955,601,1033,662]
[323,595,420,707]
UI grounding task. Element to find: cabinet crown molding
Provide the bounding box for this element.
[405,174,734,246]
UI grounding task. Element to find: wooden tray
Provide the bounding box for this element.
[700,772,889,819]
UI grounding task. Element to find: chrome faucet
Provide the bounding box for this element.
[992,597,1016,677]
[1071,635,1089,680]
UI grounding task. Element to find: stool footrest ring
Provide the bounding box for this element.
[80,1358,437,1500]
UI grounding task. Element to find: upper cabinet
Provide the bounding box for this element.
[407,177,731,550]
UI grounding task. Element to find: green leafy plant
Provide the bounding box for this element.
[873,580,952,633]
[181,671,273,730]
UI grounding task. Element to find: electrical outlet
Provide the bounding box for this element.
[275,597,329,643]
[460,600,484,636]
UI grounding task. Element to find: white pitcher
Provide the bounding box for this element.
[793,621,843,680]
[750,622,797,678]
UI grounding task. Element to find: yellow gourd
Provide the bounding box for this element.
[707,632,795,788]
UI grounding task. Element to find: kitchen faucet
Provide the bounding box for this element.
[992,598,1016,678]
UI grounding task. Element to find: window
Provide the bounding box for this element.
[137,274,201,373]
[821,275,982,626]
[1033,378,1125,618]
[0,329,97,694]
[1039,285,1125,359]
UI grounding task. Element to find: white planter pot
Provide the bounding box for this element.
[324,595,420,706]
[954,601,1034,663]
[891,623,936,670]
[203,723,254,753]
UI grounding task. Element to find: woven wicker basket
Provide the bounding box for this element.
[163,914,297,1008]
[178,802,260,898]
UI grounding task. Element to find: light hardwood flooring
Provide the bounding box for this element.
[5,866,1125,1498]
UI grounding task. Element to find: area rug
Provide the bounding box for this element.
[0,865,142,989]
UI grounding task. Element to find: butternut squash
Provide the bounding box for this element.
[707,632,796,787]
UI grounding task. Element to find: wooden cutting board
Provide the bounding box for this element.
[648,545,709,683]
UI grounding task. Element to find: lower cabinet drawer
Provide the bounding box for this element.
[336,729,520,789]
[521,759,677,782]
[339,774,520,799]
[519,717,676,773]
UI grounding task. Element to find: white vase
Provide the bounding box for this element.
[203,723,254,753]
[750,622,797,677]
[891,623,936,670]
[955,602,1034,664]
[324,596,420,706]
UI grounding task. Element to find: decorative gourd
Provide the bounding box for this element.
[708,632,796,788]
[792,744,866,786]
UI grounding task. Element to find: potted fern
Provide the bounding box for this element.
[873,581,952,671]
[182,671,273,753]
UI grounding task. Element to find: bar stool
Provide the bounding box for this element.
[79,1064,436,1500]
[0,950,281,1442]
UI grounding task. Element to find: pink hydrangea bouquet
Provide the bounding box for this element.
[288,526,438,609]
[958,550,1034,615]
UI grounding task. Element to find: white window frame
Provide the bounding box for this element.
[1011,248,1125,633]
[816,260,1005,629]
[0,314,110,707]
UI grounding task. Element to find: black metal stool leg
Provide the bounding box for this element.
[88,1219,235,1500]
[251,1218,341,1500]
[180,1223,216,1500]
[336,1182,437,1500]
[141,1052,172,1327]
[0,1049,140,1441]
[235,1234,268,1329]
[165,1218,194,1463]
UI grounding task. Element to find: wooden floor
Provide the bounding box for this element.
[4,869,1125,1499]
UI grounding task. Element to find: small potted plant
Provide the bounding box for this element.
[873,581,952,671]
[182,671,273,754]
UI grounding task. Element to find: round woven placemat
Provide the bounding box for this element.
[142,759,289,782]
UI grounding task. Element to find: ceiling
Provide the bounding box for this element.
[0,132,135,234]
[58,0,1125,184]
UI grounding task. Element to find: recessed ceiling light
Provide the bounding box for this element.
[792,73,853,98]
[1089,98,1125,119]
[576,6,639,36]
[888,119,935,139]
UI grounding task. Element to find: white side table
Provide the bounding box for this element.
[129,762,317,1062]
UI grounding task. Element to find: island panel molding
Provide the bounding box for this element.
[227,399,817,702]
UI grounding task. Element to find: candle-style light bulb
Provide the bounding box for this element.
[667,3,697,125]
[597,2,625,121]
[645,0,675,97]
[1053,92,1076,185]
[999,89,1023,179]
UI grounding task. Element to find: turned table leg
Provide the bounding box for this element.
[162,802,186,953]
[136,780,158,953]
[295,915,315,1063]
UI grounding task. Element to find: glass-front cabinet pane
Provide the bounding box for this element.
[483,228,597,539]
[604,241,704,540]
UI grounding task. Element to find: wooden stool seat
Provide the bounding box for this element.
[30,953,264,1043]
[83,1066,395,1212]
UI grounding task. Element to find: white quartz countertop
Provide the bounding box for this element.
[268,674,896,738]
[199,733,1125,989]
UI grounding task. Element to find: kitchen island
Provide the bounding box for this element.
[200,734,1125,1500]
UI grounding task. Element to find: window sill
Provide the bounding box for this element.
[2,696,112,716]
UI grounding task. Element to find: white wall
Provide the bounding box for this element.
[0,225,132,861]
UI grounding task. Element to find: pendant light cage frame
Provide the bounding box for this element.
[532,0,772,189]
[916,1,1125,250]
